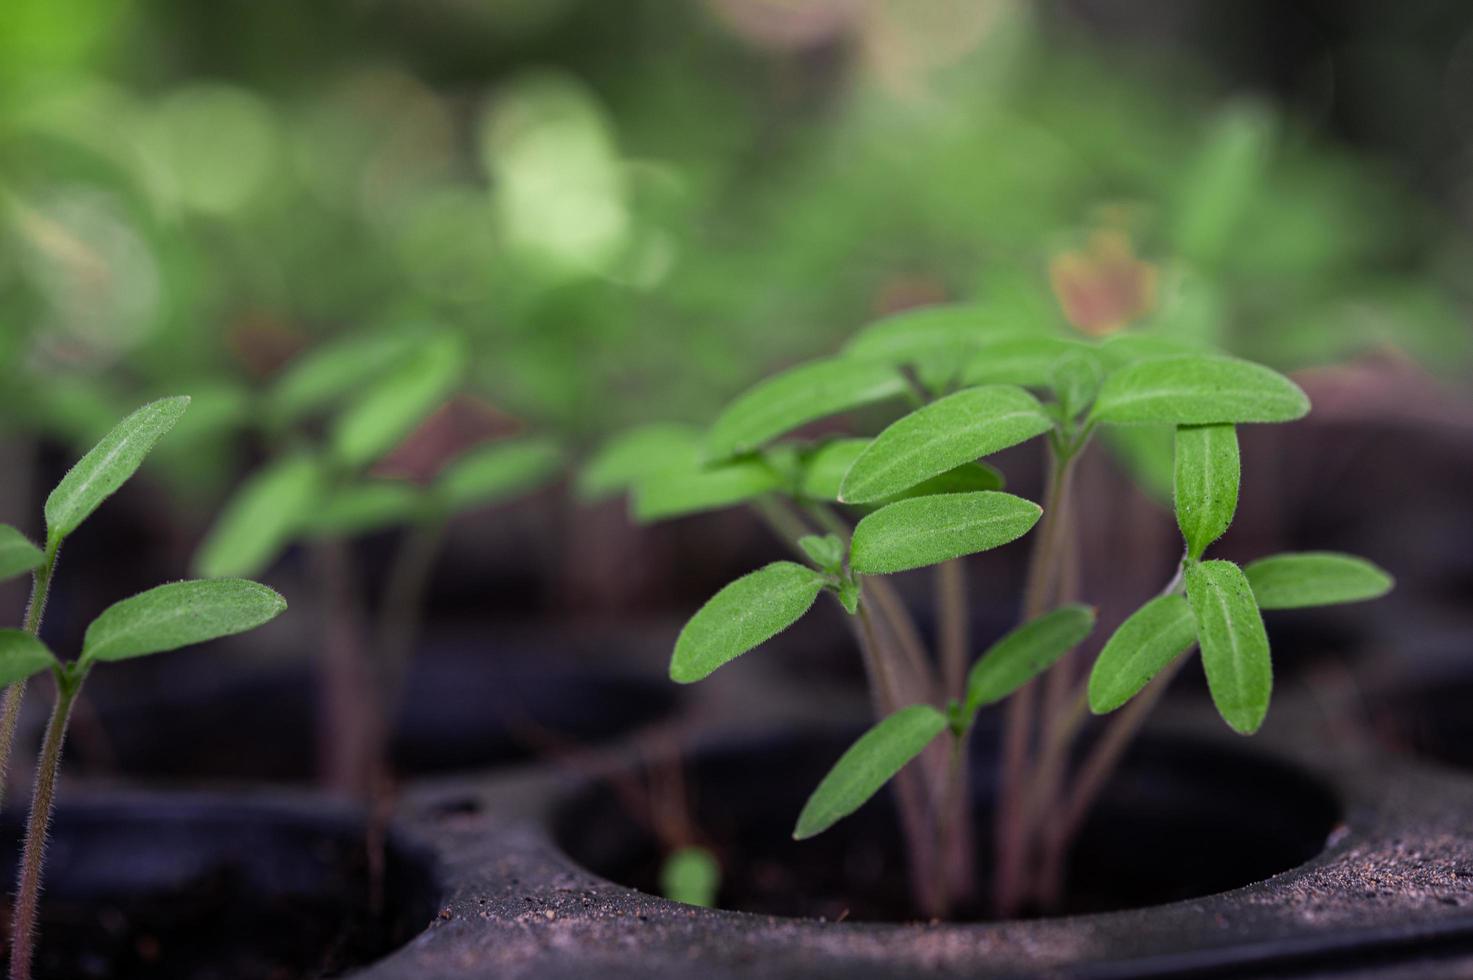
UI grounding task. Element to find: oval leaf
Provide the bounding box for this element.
[435,438,562,514]
[670,562,827,683]
[1174,424,1240,560]
[798,438,869,501]
[0,525,43,583]
[633,459,783,523]
[840,386,1049,504]
[1090,355,1309,426]
[845,304,1018,364]
[793,705,947,840]
[82,579,287,666]
[194,454,321,578]
[305,481,425,538]
[967,604,1096,716]
[0,630,59,686]
[330,334,465,469]
[1245,552,1393,610]
[1088,594,1198,714]
[578,424,700,500]
[961,337,1095,389]
[1186,560,1272,735]
[703,358,907,463]
[45,396,191,541]
[269,330,418,425]
[849,492,1041,575]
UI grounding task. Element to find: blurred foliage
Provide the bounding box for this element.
[0,0,1468,512]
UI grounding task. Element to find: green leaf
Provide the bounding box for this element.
[0,630,59,686]
[798,534,845,573]
[845,304,1023,391]
[1174,424,1240,560]
[849,492,1041,575]
[305,481,425,538]
[1095,333,1207,371]
[268,330,419,425]
[81,579,288,666]
[329,333,465,469]
[633,458,784,522]
[1173,104,1273,265]
[840,386,1050,504]
[703,358,907,463]
[1186,560,1272,735]
[961,337,1095,389]
[577,424,700,500]
[797,438,869,502]
[670,562,827,683]
[1052,349,1106,420]
[966,604,1096,716]
[836,578,860,615]
[434,438,562,514]
[45,396,190,542]
[1090,355,1309,427]
[194,454,321,578]
[793,705,947,840]
[1245,552,1394,610]
[888,461,1005,500]
[1088,594,1198,714]
[659,846,721,908]
[0,525,43,583]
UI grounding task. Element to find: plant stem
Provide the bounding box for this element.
[1033,652,1193,907]
[0,540,61,816]
[995,444,1076,916]
[858,600,941,918]
[936,559,969,702]
[313,539,377,799]
[374,517,447,743]
[8,670,80,980]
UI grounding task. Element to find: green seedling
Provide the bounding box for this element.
[193,328,563,797]
[586,301,1392,919]
[0,398,287,980]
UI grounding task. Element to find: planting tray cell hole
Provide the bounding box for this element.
[554,730,1340,923]
[0,797,437,979]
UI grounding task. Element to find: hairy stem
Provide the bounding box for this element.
[936,559,969,702]
[858,600,941,918]
[1034,652,1193,907]
[0,541,62,816]
[8,671,79,980]
[995,445,1075,915]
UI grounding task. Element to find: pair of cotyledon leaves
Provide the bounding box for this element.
[0,397,287,687]
[194,331,563,579]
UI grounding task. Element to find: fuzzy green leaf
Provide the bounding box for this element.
[305,481,425,538]
[1095,333,1206,371]
[798,534,845,573]
[194,454,321,578]
[82,580,287,666]
[1052,349,1106,420]
[1245,552,1394,610]
[966,604,1097,716]
[1088,594,1198,714]
[849,492,1041,575]
[961,337,1095,389]
[660,846,721,908]
[844,304,1018,365]
[1187,560,1272,735]
[793,705,946,840]
[889,462,1005,500]
[1174,424,1240,560]
[0,630,59,686]
[329,334,465,469]
[0,525,43,582]
[1090,355,1309,427]
[670,562,827,683]
[703,358,907,463]
[45,396,190,541]
[578,424,700,500]
[797,439,869,501]
[435,438,562,514]
[633,458,784,522]
[840,386,1050,504]
[268,330,419,425]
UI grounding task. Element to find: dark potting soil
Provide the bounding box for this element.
[0,797,437,980]
[554,730,1341,923]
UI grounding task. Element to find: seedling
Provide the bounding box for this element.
[0,398,287,980]
[586,302,1392,918]
[194,327,562,796]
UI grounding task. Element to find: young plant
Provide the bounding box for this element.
[0,398,287,980]
[585,302,1392,919]
[194,328,562,797]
